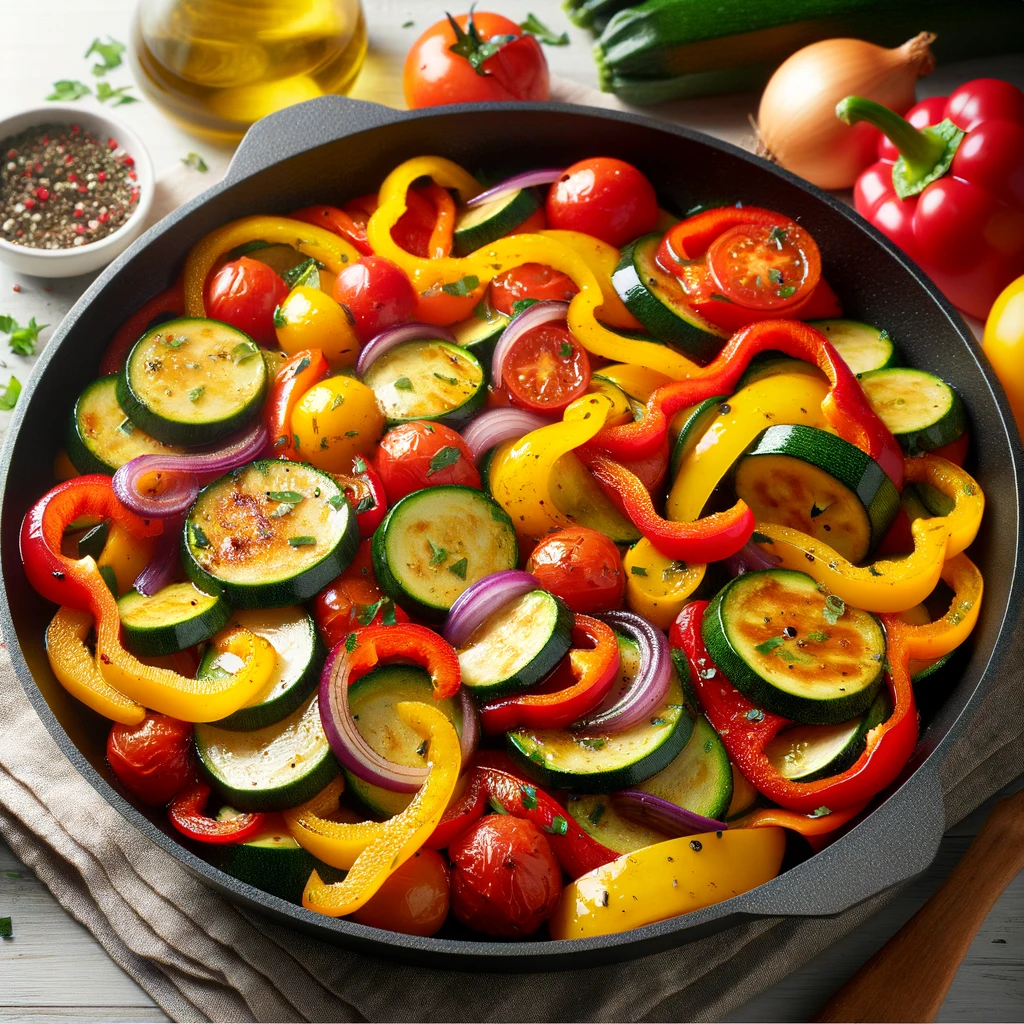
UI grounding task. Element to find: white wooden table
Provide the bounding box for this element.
[1,2,1022,1020]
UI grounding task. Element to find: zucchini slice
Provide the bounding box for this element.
[669,395,727,477]
[117,318,268,445]
[118,582,231,658]
[733,424,900,563]
[183,460,358,609]
[566,794,671,855]
[506,632,689,792]
[452,308,510,369]
[702,569,885,725]
[362,339,485,428]
[810,319,898,374]
[199,607,324,731]
[67,375,186,475]
[457,589,574,700]
[734,354,823,391]
[453,188,540,256]
[344,663,465,818]
[636,712,733,820]
[612,234,726,363]
[550,452,642,544]
[858,368,967,455]
[195,694,338,812]
[372,485,518,620]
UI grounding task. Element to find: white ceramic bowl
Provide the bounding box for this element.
[0,105,155,279]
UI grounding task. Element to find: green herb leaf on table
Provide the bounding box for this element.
[0,916,11,939]
[47,80,91,102]
[182,152,209,173]
[85,37,126,76]
[0,316,47,356]
[520,13,569,45]
[0,377,21,411]
[427,445,462,475]
[96,82,138,106]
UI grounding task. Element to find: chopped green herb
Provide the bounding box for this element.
[578,736,606,750]
[0,376,20,411]
[630,565,648,577]
[767,268,783,286]
[327,494,346,511]
[182,152,209,173]
[768,226,788,246]
[755,636,786,655]
[393,376,414,391]
[160,334,187,349]
[232,340,260,363]
[650,716,667,726]
[282,258,320,290]
[345,633,359,653]
[403,19,415,27]
[344,430,359,438]
[428,539,448,566]
[427,446,462,476]
[0,315,47,356]
[745,708,765,722]
[587,802,605,826]
[353,456,367,473]
[188,386,205,403]
[320,437,329,450]
[96,81,137,106]
[448,557,468,580]
[268,490,303,504]
[511,298,540,317]
[807,630,830,643]
[520,13,569,44]
[4,870,21,879]
[433,371,459,386]
[751,530,772,544]
[0,916,11,939]
[441,274,480,297]
[332,392,346,410]
[547,815,569,836]
[777,285,797,299]
[85,36,126,75]
[288,536,316,547]
[823,594,846,625]
[559,342,573,357]
[809,806,832,818]
[47,79,91,102]
[354,495,375,514]
[269,502,297,518]
[191,524,211,549]
[520,784,538,810]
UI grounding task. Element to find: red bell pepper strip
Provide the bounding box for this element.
[341,623,461,701]
[263,348,328,459]
[578,450,755,562]
[659,206,795,263]
[425,768,489,850]
[289,205,374,256]
[671,600,919,814]
[478,614,620,734]
[333,456,387,538]
[168,782,266,844]
[420,182,457,260]
[840,79,1024,320]
[99,280,185,375]
[586,319,905,490]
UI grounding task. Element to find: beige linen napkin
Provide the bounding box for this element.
[1,83,1022,1022]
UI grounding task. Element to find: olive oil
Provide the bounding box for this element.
[131,0,367,140]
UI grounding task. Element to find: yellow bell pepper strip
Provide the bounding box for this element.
[45,607,145,725]
[548,827,786,939]
[586,377,633,426]
[97,522,158,596]
[666,372,830,522]
[183,216,361,317]
[289,701,460,917]
[899,552,984,662]
[751,455,985,614]
[593,363,674,403]
[21,476,276,722]
[622,538,705,630]
[489,393,612,542]
[367,157,700,379]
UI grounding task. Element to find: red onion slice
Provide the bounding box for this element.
[355,322,456,377]
[319,643,479,793]
[491,300,569,390]
[466,169,565,209]
[614,791,728,836]
[460,408,551,464]
[133,513,186,597]
[112,422,267,519]
[443,570,540,650]
[724,539,783,578]
[572,611,671,735]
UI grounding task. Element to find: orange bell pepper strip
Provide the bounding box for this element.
[421,182,456,259]
[263,348,329,459]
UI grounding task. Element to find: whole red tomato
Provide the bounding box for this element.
[331,256,417,343]
[106,714,195,807]
[204,257,289,346]
[547,158,659,249]
[350,848,451,936]
[332,454,388,538]
[404,11,550,109]
[526,526,626,614]
[449,815,562,937]
[375,421,480,504]
[490,263,578,316]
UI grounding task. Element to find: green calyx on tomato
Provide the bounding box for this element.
[446,8,517,76]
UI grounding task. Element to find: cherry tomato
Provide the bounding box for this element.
[291,374,384,471]
[503,323,590,413]
[332,454,388,537]
[490,263,578,316]
[706,222,821,311]
[313,540,409,650]
[546,158,658,248]
[350,848,451,937]
[526,526,626,614]
[332,256,417,343]
[392,187,437,257]
[449,815,562,937]
[403,12,549,110]
[288,205,373,256]
[375,421,480,504]
[204,257,289,346]
[106,713,195,807]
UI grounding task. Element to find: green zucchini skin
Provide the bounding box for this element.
[451,309,510,372]
[858,368,967,456]
[453,188,539,256]
[809,319,898,374]
[702,569,885,725]
[669,395,727,477]
[612,234,726,362]
[117,582,231,658]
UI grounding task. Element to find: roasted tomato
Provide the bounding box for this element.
[375,421,480,504]
[526,526,626,613]
[350,848,451,936]
[503,323,590,413]
[204,257,289,346]
[490,263,578,315]
[331,255,417,343]
[106,713,195,806]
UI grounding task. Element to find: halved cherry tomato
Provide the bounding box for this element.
[503,323,590,413]
[332,255,417,343]
[350,847,451,937]
[106,713,195,807]
[332,455,388,537]
[375,421,480,504]
[490,263,579,316]
[546,157,658,249]
[204,257,289,346]
[707,221,822,310]
[526,526,626,614]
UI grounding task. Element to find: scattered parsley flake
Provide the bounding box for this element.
[332,392,345,410]
[427,445,462,475]
[441,274,480,297]
[268,490,303,504]
[232,340,259,363]
[547,815,569,836]
[182,152,209,173]
[767,267,783,285]
[809,806,832,818]
[433,371,459,386]
[755,636,785,655]
[448,557,468,579]
[353,456,367,473]
[559,342,573,357]
[96,81,137,106]
[344,430,359,437]
[428,539,448,566]
[520,784,538,810]
[777,285,797,299]
[160,334,187,349]
[807,630,830,643]
[579,736,606,750]
[403,19,415,28]
[288,535,316,547]
[0,315,47,356]
[0,376,20,411]
[85,37,125,75]
[283,258,320,290]
[768,226,788,246]
[345,633,359,653]
[47,80,91,102]
[393,376,414,391]
[188,386,205,403]
[630,565,648,576]
[191,524,211,549]
[823,594,846,625]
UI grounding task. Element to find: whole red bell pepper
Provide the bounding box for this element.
[168,782,266,844]
[839,78,1024,320]
[477,614,620,734]
[263,348,328,459]
[671,601,918,814]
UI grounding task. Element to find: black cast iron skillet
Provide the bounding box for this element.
[2,97,1022,971]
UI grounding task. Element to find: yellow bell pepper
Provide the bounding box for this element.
[752,455,984,613]
[45,607,145,725]
[183,216,361,317]
[587,377,633,426]
[97,522,158,596]
[273,285,359,367]
[595,363,674,403]
[982,273,1024,432]
[285,701,460,917]
[900,552,983,662]
[367,157,699,379]
[549,827,786,939]
[622,538,705,629]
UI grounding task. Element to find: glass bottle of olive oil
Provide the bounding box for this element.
[131,0,367,140]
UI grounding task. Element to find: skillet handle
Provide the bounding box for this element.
[740,766,946,917]
[224,95,407,184]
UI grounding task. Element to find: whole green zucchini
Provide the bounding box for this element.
[564,0,641,32]
[595,0,1024,103]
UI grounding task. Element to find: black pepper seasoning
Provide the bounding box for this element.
[1,123,139,249]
